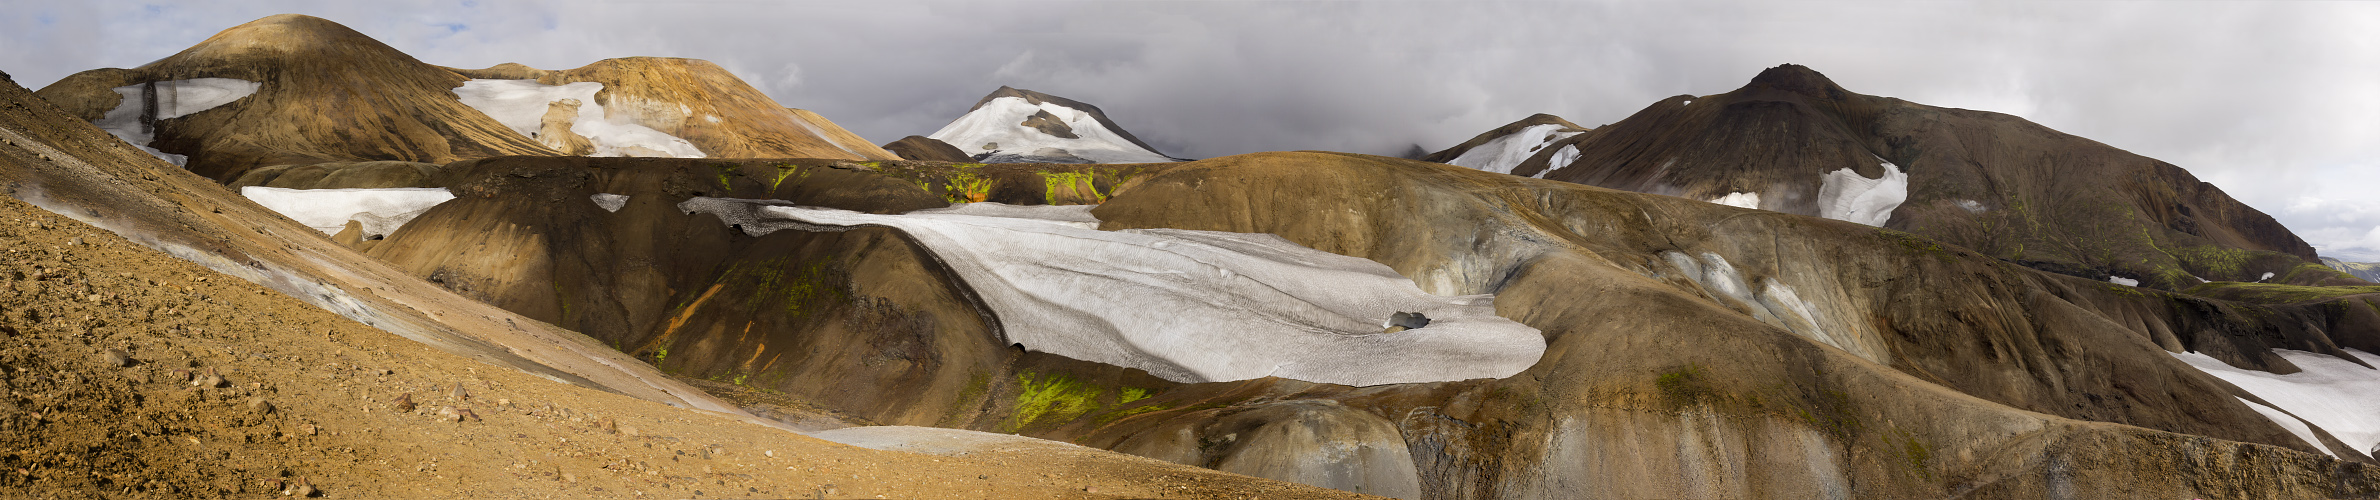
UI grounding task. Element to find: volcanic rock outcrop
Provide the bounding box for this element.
[1433,64,2345,290]
[928,86,1180,163]
[34,14,891,183]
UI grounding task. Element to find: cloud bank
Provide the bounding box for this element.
[4,1,2377,259]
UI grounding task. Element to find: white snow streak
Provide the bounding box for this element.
[679,198,1546,386]
[1446,124,1582,176]
[590,193,629,213]
[927,96,1173,164]
[1665,251,1884,364]
[2173,349,2380,458]
[1816,157,1908,226]
[2107,276,2140,287]
[452,79,705,158]
[92,78,262,166]
[1708,192,1761,210]
[239,187,455,237]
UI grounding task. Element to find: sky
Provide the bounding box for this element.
[4,1,2379,259]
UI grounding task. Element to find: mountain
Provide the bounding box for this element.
[881,134,973,162]
[310,146,2380,496]
[0,59,1366,500]
[32,14,891,183]
[927,86,1180,164]
[1419,113,1589,176]
[2325,257,2380,282]
[1434,64,2353,290]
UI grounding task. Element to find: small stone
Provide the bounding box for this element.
[448,383,469,401]
[169,369,191,383]
[597,417,617,434]
[619,425,641,437]
[192,367,225,388]
[391,393,415,412]
[282,476,314,497]
[247,398,274,414]
[299,423,318,435]
[99,349,131,367]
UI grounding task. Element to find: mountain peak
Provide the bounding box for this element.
[938,86,1174,162]
[1744,63,1847,98]
[182,14,385,57]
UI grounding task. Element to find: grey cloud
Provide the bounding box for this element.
[4,1,2378,259]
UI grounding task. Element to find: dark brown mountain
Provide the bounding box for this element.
[1442,64,2352,290]
[882,135,973,162]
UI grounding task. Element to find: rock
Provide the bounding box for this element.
[448,382,468,401]
[391,393,415,412]
[281,476,314,497]
[98,348,131,367]
[596,416,616,434]
[247,397,274,414]
[191,367,225,388]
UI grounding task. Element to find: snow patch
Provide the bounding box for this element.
[2261,272,2277,282]
[1681,100,1692,106]
[92,78,262,166]
[452,79,705,158]
[2239,397,2334,457]
[2172,349,2380,457]
[590,193,629,213]
[1664,251,1883,363]
[1956,199,1985,213]
[239,187,455,238]
[679,198,1546,386]
[1446,124,1582,176]
[1816,158,1908,226]
[1708,192,1761,209]
[2107,276,2139,287]
[1540,145,1580,178]
[927,96,1173,164]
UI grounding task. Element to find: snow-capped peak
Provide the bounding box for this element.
[927,87,1175,164]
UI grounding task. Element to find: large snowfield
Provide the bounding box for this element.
[1446,124,1582,176]
[239,186,455,238]
[927,96,1175,164]
[679,199,1546,386]
[452,79,706,158]
[92,78,262,165]
[2173,349,2380,458]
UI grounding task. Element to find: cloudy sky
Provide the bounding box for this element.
[5,1,2379,259]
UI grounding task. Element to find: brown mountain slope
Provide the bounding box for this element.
[884,135,974,162]
[445,58,896,161]
[0,58,1366,500]
[341,147,2380,497]
[34,14,889,183]
[1484,64,2342,290]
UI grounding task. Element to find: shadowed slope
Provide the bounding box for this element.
[1465,64,2337,290]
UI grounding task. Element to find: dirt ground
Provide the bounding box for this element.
[0,193,1374,499]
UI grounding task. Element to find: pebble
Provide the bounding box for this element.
[449,383,469,401]
[392,393,415,412]
[98,348,130,367]
[282,476,314,497]
[192,367,225,388]
[247,397,274,414]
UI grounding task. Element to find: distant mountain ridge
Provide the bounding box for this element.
[1431,64,2352,290]
[33,14,891,183]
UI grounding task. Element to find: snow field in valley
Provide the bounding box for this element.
[2173,349,2380,457]
[239,187,454,238]
[927,97,1175,164]
[92,78,262,166]
[452,79,705,158]
[678,199,1546,386]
